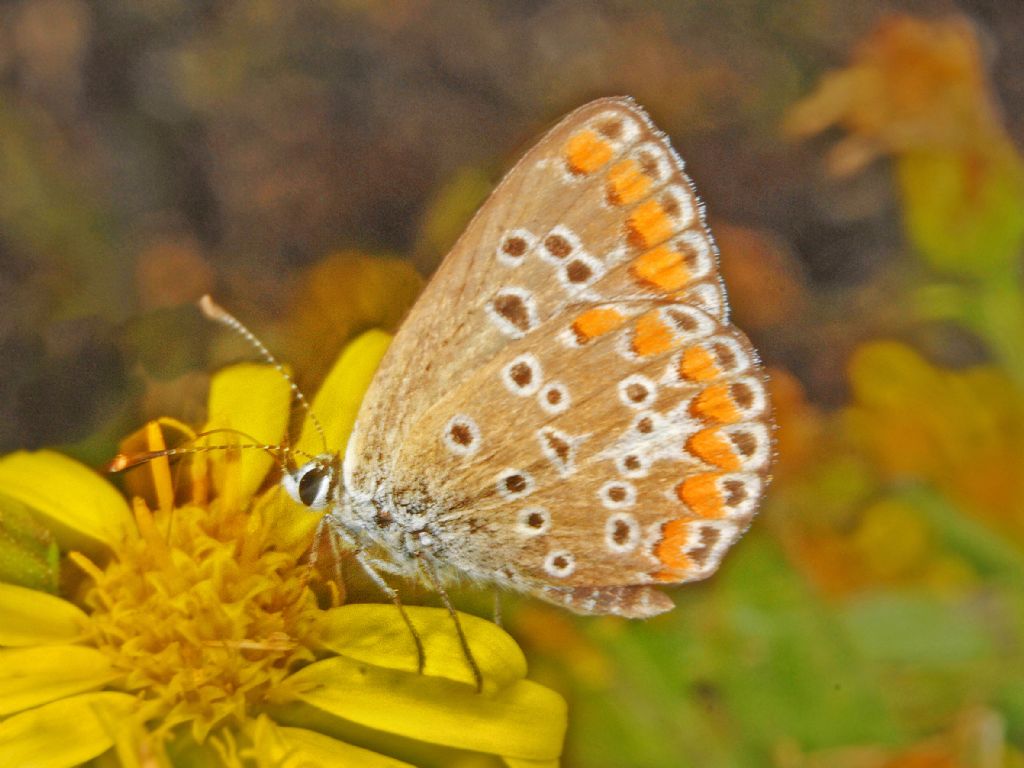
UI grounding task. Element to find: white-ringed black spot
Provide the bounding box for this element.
[486,287,538,338]
[538,382,570,415]
[605,512,640,553]
[538,426,577,477]
[516,506,551,536]
[618,374,657,409]
[634,414,655,435]
[543,550,576,578]
[442,415,481,457]
[630,142,671,183]
[590,112,639,146]
[599,480,636,509]
[566,259,592,283]
[615,451,649,478]
[501,353,542,396]
[496,468,535,500]
[539,226,581,264]
[659,184,695,228]
[497,228,537,266]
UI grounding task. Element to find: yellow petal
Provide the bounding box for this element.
[316,604,527,692]
[116,417,198,510]
[0,645,119,715]
[0,582,88,646]
[109,718,163,768]
[0,451,130,549]
[251,717,415,768]
[204,363,292,503]
[289,655,566,761]
[253,485,320,557]
[0,691,138,768]
[782,69,860,139]
[296,330,392,458]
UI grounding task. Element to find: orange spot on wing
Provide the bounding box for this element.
[679,346,721,382]
[632,310,675,357]
[690,383,742,424]
[676,473,725,518]
[631,244,689,292]
[606,159,652,205]
[687,427,741,471]
[626,200,674,250]
[564,130,614,175]
[572,307,625,343]
[655,519,692,574]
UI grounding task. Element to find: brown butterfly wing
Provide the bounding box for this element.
[347,98,773,617]
[347,98,646,492]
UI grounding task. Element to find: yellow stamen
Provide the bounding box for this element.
[73,461,321,744]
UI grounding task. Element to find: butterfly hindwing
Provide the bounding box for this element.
[345,97,773,617]
[391,303,771,608]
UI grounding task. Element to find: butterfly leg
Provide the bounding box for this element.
[492,589,503,628]
[298,514,347,606]
[416,552,483,693]
[351,548,427,676]
[310,515,426,674]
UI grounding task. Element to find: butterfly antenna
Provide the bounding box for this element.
[108,441,286,473]
[199,294,329,454]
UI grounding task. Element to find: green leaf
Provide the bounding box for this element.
[841,592,994,665]
[0,495,59,592]
[898,145,1024,279]
[571,534,900,768]
[712,535,900,752]
[898,486,1024,584]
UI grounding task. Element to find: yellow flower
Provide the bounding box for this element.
[846,341,1024,540]
[284,252,423,386]
[785,13,1024,288]
[766,341,1024,596]
[784,14,1002,175]
[0,331,566,767]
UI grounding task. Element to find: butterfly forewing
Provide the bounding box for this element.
[345,97,773,617]
[347,99,647,487]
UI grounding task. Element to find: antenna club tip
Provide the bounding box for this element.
[198,294,227,320]
[107,454,131,473]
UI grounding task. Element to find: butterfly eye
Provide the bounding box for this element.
[284,460,334,510]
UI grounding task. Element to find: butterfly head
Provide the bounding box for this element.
[283,453,341,511]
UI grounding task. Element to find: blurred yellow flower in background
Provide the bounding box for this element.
[772,338,1024,597]
[846,341,1024,541]
[786,13,1024,291]
[0,332,566,768]
[784,14,1001,173]
[285,252,423,386]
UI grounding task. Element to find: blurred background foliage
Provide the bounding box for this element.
[1,1,1022,766]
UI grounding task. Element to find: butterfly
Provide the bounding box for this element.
[274,97,774,625]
